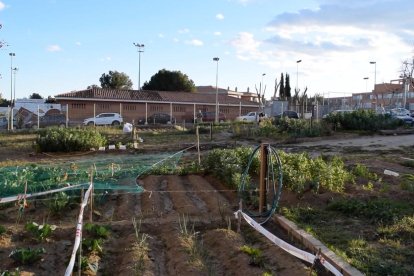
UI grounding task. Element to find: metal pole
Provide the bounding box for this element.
[213,57,219,123]
[9,53,15,131]
[133,43,144,90]
[370,61,376,91]
[296,59,302,90]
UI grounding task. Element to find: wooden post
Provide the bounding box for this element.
[89,167,93,223]
[196,126,201,165]
[259,143,268,214]
[210,123,213,141]
[237,200,242,233]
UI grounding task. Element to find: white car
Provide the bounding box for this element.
[83,113,123,126]
[236,112,266,122]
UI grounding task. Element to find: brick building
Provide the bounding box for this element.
[54,88,260,124]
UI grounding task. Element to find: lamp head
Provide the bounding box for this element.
[296,59,302,63]
[213,57,219,61]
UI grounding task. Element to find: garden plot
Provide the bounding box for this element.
[0,173,310,275]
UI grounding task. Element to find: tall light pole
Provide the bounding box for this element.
[213,57,220,123]
[13,67,18,106]
[9,53,15,131]
[296,59,302,90]
[370,61,376,91]
[133,43,144,90]
[363,77,369,92]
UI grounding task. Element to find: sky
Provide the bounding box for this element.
[0,0,413,101]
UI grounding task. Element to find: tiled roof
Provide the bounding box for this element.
[55,88,258,106]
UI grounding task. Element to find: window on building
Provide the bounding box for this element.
[98,103,110,110]
[71,103,86,109]
[124,105,137,111]
[173,105,186,112]
[150,105,163,112]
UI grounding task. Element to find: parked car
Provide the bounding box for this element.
[197,111,226,123]
[390,108,410,117]
[236,111,266,122]
[83,113,123,126]
[273,110,299,119]
[0,117,18,129]
[145,113,175,124]
[25,113,67,129]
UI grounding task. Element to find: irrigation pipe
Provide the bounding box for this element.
[235,210,342,276]
[0,183,88,204]
[64,182,93,276]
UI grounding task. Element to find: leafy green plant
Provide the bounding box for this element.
[400,174,414,192]
[240,245,264,267]
[45,191,70,214]
[84,223,110,239]
[25,222,57,241]
[0,225,6,235]
[9,247,45,264]
[352,163,378,180]
[36,128,107,152]
[82,238,103,253]
[0,267,21,276]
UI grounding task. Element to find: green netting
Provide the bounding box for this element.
[0,151,184,199]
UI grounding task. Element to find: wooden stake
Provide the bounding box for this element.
[196,126,201,165]
[259,143,268,214]
[90,166,93,223]
[237,200,242,233]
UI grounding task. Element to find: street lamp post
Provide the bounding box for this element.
[370,61,376,91]
[213,57,220,123]
[296,59,302,90]
[13,67,18,106]
[363,77,369,92]
[9,53,15,131]
[133,43,145,90]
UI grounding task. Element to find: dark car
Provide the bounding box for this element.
[273,110,299,119]
[25,113,67,129]
[197,111,226,123]
[145,113,175,124]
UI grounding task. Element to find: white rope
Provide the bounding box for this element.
[235,210,342,276]
[64,183,93,276]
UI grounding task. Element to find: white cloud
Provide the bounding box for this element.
[0,2,5,11]
[230,32,263,60]
[47,45,62,52]
[178,28,190,34]
[214,31,222,36]
[173,38,179,43]
[186,39,204,46]
[158,33,165,38]
[75,42,81,46]
[216,13,224,20]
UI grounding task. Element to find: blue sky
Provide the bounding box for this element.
[0,0,413,100]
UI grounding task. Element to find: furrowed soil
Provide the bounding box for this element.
[1,131,414,275]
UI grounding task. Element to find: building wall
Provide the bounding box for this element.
[58,99,258,124]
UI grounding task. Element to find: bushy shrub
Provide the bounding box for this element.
[36,128,107,152]
[275,118,332,137]
[202,147,351,193]
[325,109,403,131]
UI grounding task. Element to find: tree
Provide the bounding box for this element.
[99,71,133,90]
[285,74,291,99]
[87,84,100,89]
[29,93,43,99]
[279,73,285,99]
[142,69,196,92]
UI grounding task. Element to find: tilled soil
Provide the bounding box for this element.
[0,174,309,275]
